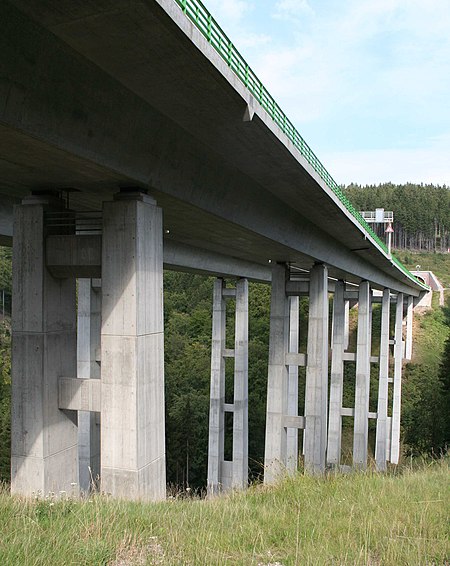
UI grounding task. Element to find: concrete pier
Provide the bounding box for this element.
[375,288,391,470]
[286,296,300,473]
[207,277,249,493]
[353,281,372,469]
[304,264,329,474]
[207,279,226,494]
[11,195,78,495]
[264,264,290,482]
[327,280,345,467]
[77,278,101,492]
[391,293,404,464]
[232,278,249,490]
[405,295,413,361]
[100,191,166,500]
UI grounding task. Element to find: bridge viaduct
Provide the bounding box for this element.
[0,0,427,500]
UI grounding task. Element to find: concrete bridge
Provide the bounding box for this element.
[0,0,427,500]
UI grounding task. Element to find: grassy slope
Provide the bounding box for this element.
[0,460,448,566]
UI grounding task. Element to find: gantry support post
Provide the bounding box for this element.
[304,263,329,474]
[264,263,290,483]
[405,295,413,361]
[286,296,299,473]
[11,194,78,496]
[327,280,345,467]
[353,281,372,469]
[207,277,248,494]
[77,278,101,492]
[375,288,391,470]
[100,191,166,500]
[390,293,404,464]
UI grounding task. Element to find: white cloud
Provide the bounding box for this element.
[323,145,450,187]
[203,0,450,184]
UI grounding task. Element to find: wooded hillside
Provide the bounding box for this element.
[345,183,450,251]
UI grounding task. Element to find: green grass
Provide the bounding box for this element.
[1,459,448,565]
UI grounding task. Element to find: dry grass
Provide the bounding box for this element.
[0,458,448,565]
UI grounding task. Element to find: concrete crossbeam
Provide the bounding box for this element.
[100,192,166,501]
[304,264,329,474]
[11,196,78,496]
[59,378,101,412]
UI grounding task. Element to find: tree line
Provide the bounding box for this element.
[345,183,450,251]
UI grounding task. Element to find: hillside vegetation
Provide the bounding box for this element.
[0,459,448,565]
[345,183,450,252]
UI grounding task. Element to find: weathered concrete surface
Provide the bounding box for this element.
[100,192,165,500]
[11,196,78,496]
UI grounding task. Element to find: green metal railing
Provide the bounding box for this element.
[174,0,426,288]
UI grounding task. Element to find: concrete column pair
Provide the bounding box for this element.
[11,191,166,500]
[264,263,328,482]
[207,278,248,494]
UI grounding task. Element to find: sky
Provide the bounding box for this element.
[202,0,450,187]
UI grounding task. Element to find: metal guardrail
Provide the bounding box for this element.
[173,0,426,288]
[45,211,102,235]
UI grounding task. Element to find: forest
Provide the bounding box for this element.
[0,183,449,488]
[345,182,450,251]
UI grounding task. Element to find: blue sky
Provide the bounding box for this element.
[202,0,450,186]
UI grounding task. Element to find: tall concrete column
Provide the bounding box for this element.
[11,194,78,495]
[208,278,248,493]
[207,278,226,494]
[304,263,329,474]
[327,280,345,467]
[100,191,165,500]
[286,296,299,473]
[232,278,248,489]
[405,295,413,361]
[375,288,390,471]
[344,299,350,351]
[391,293,404,464]
[264,263,289,483]
[77,278,101,492]
[353,281,372,468]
